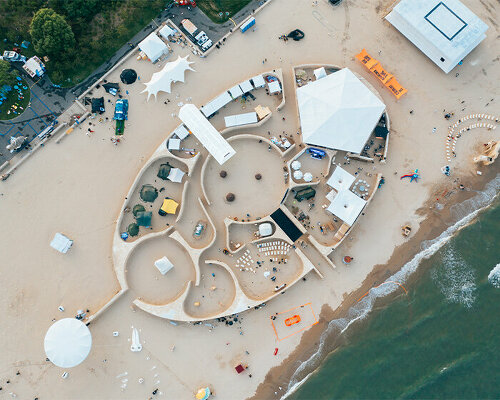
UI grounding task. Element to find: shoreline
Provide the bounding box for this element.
[250,166,500,400]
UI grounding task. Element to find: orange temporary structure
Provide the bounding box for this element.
[355,49,407,99]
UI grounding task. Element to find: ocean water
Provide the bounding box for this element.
[287,178,500,400]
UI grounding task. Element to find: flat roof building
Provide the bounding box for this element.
[386,0,488,73]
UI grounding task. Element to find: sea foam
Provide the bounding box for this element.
[488,264,500,288]
[282,174,500,399]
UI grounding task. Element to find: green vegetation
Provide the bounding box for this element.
[197,0,254,23]
[0,0,165,86]
[0,61,30,120]
[0,59,16,86]
[30,8,75,59]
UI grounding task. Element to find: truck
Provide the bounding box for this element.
[181,19,198,37]
[113,99,129,135]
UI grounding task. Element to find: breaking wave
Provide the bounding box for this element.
[488,264,500,288]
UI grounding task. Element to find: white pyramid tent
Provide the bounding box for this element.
[142,56,195,101]
[44,318,92,368]
[297,68,385,154]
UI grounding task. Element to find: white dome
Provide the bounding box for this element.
[303,172,313,182]
[291,160,302,170]
[44,318,92,368]
[293,170,303,180]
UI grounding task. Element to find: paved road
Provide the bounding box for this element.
[0,0,267,167]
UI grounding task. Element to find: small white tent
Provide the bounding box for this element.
[326,189,366,226]
[259,223,273,237]
[138,32,168,62]
[142,56,195,100]
[159,25,176,40]
[50,233,73,254]
[154,256,174,275]
[44,318,92,368]
[168,167,185,183]
[297,68,385,154]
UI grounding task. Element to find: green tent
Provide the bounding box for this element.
[136,211,152,227]
[132,204,146,217]
[127,222,139,236]
[140,184,158,202]
[294,187,316,202]
[157,163,173,180]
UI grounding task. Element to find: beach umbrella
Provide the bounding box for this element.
[127,223,139,236]
[44,318,92,368]
[157,163,173,180]
[303,172,313,182]
[140,184,158,202]
[293,170,303,180]
[132,204,146,217]
[160,199,179,214]
[226,193,235,202]
[291,160,301,170]
[120,69,137,84]
[196,387,211,400]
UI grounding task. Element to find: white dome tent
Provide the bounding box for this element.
[44,318,92,368]
[142,56,195,101]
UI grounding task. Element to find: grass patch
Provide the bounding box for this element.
[0,77,31,121]
[197,0,254,23]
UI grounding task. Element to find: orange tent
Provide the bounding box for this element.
[355,49,407,99]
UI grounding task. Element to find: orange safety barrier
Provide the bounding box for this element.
[355,49,407,99]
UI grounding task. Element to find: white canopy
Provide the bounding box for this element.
[173,124,190,140]
[239,80,253,93]
[327,189,366,226]
[314,67,327,80]
[50,233,73,254]
[154,256,174,275]
[259,223,273,237]
[44,318,92,368]
[327,165,355,192]
[251,74,266,88]
[159,25,176,39]
[168,167,185,183]
[268,80,282,93]
[142,56,194,100]
[168,138,181,150]
[201,91,233,118]
[138,32,168,62]
[229,85,243,98]
[291,160,301,170]
[224,112,258,127]
[297,68,386,154]
[179,104,236,165]
[293,170,303,180]
[386,0,488,73]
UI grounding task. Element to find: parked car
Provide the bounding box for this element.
[195,31,209,45]
[2,51,26,62]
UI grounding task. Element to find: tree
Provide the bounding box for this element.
[29,8,75,60]
[47,0,102,21]
[0,60,16,86]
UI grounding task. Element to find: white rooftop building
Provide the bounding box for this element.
[139,32,168,62]
[296,68,385,154]
[327,166,356,192]
[179,104,236,165]
[142,56,194,100]
[386,0,488,73]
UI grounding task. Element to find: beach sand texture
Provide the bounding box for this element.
[0,0,499,398]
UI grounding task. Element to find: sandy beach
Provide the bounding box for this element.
[0,0,498,398]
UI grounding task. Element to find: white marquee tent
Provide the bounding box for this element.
[297,68,385,154]
[327,189,367,226]
[44,318,92,368]
[168,167,185,183]
[138,32,168,62]
[201,91,233,118]
[179,104,236,165]
[159,25,176,40]
[50,232,73,254]
[142,56,194,100]
[327,165,356,192]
